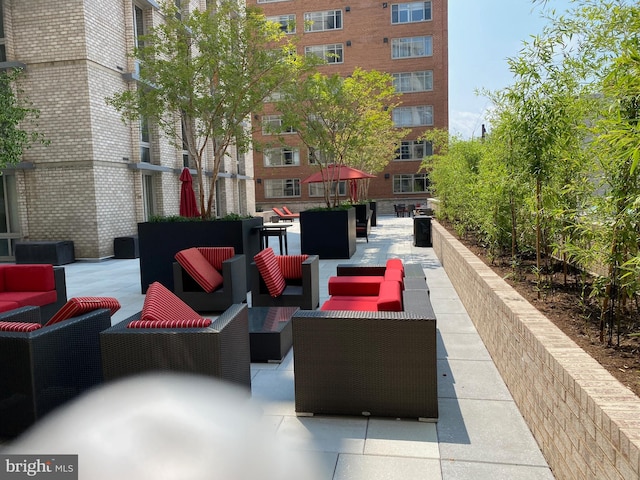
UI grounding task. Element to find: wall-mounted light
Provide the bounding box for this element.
[253,114,259,120]
[257,178,262,184]
[384,173,390,179]
[383,37,388,43]
[382,2,388,8]
[346,40,352,47]
[345,6,351,12]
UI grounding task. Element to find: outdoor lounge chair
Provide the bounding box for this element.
[282,206,300,218]
[250,247,320,310]
[172,247,247,312]
[272,207,297,222]
[0,299,118,437]
[100,282,251,389]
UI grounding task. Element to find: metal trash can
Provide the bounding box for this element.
[413,216,432,247]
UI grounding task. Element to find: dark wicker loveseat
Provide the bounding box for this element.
[0,305,111,437]
[292,262,437,421]
[100,303,251,389]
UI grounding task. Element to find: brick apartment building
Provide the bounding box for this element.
[0,0,254,260]
[248,0,448,213]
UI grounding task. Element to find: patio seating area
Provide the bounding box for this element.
[8,216,553,480]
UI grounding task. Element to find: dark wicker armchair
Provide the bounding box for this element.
[100,303,251,389]
[250,252,319,310]
[0,305,111,437]
[173,252,247,312]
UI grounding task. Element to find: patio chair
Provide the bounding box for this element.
[271,207,296,222]
[250,248,320,310]
[173,247,247,312]
[282,206,300,218]
[100,282,251,389]
[0,297,119,437]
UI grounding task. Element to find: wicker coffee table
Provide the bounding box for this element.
[248,306,298,362]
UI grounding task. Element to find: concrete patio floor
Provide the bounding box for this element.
[55,215,554,479]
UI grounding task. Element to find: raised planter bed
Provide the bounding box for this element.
[431,219,640,480]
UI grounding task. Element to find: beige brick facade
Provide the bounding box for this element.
[432,220,640,480]
[1,0,255,259]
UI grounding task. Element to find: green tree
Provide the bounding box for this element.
[0,69,48,168]
[274,68,405,208]
[106,0,314,218]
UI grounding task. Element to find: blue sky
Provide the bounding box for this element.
[448,0,574,139]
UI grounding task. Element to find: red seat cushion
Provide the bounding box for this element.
[321,296,380,311]
[175,247,224,293]
[3,264,55,292]
[277,255,309,279]
[0,291,56,307]
[376,280,403,311]
[140,282,204,323]
[386,259,404,277]
[127,318,212,329]
[0,301,20,313]
[46,297,122,327]
[0,321,42,332]
[197,247,235,271]
[328,276,383,296]
[254,248,286,297]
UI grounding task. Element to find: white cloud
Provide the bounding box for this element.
[448,110,488,140]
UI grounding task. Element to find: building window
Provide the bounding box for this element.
[140,116,151,163]
[174,0,182,20]
[393,71,433,93]
[308,147,332,165]
[142,173,156,221]
[261,115,296,135]
[391,36,432,59]
[304,10,342,32]
[392,106,434,127]
[181,119,190,167]
[393,173,430,194]
[267,14,296,34]
[0,2,6,62]
[308,181,346,197]
[304,44,344,64]
[264,147,300,167]
[264,179,301,198]
[395,140,433,160]
[391,2,432,24]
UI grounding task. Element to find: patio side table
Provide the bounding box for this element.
[248,306,298,362]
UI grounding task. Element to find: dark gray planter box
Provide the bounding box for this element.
[369,201,377,227]
[300,208,356,259]
[137,217,263,293]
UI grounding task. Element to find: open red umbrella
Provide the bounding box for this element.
[301,164,375,184]
[179,167,200,218]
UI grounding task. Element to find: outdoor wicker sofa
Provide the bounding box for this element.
[292,262,438,420]
[100,303,251,389]
[0,305,112,437]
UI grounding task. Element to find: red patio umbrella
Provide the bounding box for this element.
[302,164,375,203]
[179,167,200,218]
[302,164,375,184]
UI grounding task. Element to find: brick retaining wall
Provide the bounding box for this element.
[432,220,640,480]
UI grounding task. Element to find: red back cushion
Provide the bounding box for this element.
[386,259,404,277]
[376,280,403,312]
[0,321,42,332]
[46,297,122,327]
[197,247,235,271]
[277,255,309,280]
[175,248,224,293]
[127,318,212,329]
[4,264,55,292]
[254,248,286,297]
[140,282,204,323]
[384,268,404,290]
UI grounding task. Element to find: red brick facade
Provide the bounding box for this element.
[249,0,448,209]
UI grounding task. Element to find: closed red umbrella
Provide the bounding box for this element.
[301,164,376,184]
[179,167,200,218]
